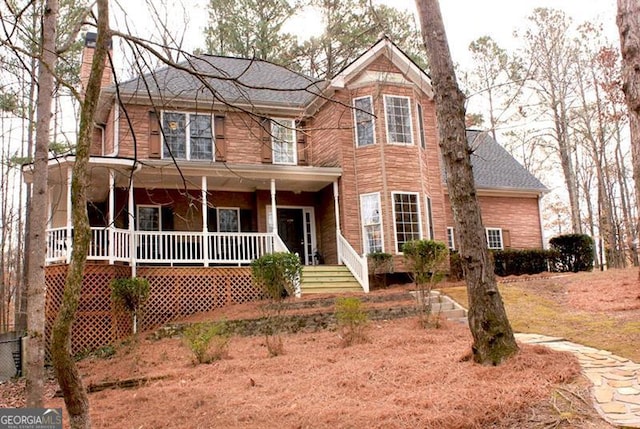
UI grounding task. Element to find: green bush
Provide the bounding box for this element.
[549,234,594,272]
[110,277,150,334]
[367,251,393,289]
[251,252,302,300]
[183,321,230,364]
[335,297,368,346]
[492,249,553,276]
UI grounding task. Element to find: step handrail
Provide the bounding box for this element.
[337,233,369,293]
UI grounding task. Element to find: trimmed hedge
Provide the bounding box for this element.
[492,249,554,277]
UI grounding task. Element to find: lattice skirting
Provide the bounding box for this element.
[45,264,261,355]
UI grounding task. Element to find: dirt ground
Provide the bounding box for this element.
[3,268,637,428]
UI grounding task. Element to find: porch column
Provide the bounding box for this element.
[128,179,136,277]
[202,176,209,267]
[333,180,342,264]
[270,179,278,236]
[108,170,115,265]
[66,166,72,264]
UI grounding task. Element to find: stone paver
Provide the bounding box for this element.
[516,333,640,428]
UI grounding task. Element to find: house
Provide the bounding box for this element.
[26,34,546,353]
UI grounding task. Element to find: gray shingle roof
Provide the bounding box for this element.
[451,130,547,192]
[114,55,326,108]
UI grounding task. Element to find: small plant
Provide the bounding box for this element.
[183,321,231,364]
[367,251,393,289]
[403,240,448,328]
[335,297,369,346]
[110,277,150,335]
[251,252,302,356]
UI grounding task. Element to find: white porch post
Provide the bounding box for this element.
[202,176,209,267]
[108,170,115,265]
[270,179,278,236]
[128,179,136,277]
[66,166,72,264]
[333,180,342,264]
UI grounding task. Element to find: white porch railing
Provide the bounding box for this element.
[337,233,369,293]
[46,228,284,266]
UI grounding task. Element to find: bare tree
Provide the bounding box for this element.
[617,0,640,275]
[50,1,109,426]
[415,0,518,365]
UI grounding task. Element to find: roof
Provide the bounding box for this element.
[113,55,327,109]
[452,130,547,193]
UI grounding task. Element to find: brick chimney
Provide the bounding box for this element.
[79,32,113,96]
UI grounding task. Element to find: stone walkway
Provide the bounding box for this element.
[517,333,640,428]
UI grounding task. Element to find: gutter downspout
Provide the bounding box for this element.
[128,162,142,277]
[106,100,119,157]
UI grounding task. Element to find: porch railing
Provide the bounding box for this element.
[46,228,286,266]
[337,233,369,293]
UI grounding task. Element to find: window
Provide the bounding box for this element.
[384,95,413,144]
[425,196,434,240]
[392,192,421,252]
[447,227,455,250]
[353,96,375,147]
[271,119,296,165]
[218,208,240,232]
[162,112,213,160]
[137,206,160,231]
[486,228,503,250]
[360,193,383,254]
[416,103,426,149]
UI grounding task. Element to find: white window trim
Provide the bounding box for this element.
[353,95,376,148]
[359,192,384,254]
[447,227,455,251]
[486,227,504,250]
[391,191,422,254]
[136,205,162,231]
[161,111,215,161]
[217,207,240,232]
[383,95,414,146]
[271,117,297,165]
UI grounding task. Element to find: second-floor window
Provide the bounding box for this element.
[384,95,413,145]
[271,118,296,165]
[163,112,213,160]
[353,96,375,147]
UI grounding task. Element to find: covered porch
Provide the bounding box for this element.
[29,156,368,291]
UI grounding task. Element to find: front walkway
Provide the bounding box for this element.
[517,333,640,428]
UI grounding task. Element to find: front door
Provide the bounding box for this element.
[277,208,305,260]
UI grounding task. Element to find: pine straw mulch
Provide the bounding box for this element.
[0,316,612,428]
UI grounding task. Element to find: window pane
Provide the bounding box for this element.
[447,227,455,250]
[486,228,503,249]
[190,114,213,160]
[218,209,239,232]
[163,112,186,159]
[138,207,160,231]
[385,96,413,144]
[354,97,374,147]
[393,193,420,252]
[360,193,382,253]
[272,119,295,164]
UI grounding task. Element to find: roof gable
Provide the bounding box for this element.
[330,38,433,98]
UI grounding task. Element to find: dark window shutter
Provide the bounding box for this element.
[207,207,218,232]
[149,111,161,158]
[503,229,511,248]
[214,115,226,162]
[161,206,174,231]
[260,117,272,163]
[240,209,253,232]
[296,120,308,165]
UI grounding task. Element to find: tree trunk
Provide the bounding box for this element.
[617,0,640,277]
[25,0,59,407]
[50,1,109,427]
[415,0,518,365]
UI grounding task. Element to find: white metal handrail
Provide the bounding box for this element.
[337,233,369,293]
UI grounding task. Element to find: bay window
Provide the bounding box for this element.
[392,192,421,252]
[360,193,383,254]
[353,96,375,147]
[384,95,413,145]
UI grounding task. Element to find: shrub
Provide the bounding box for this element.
[183,321,230,364]
[110,277,150,334]
[549,234,594,272]
[367,251,393,289]
[492,249,553,276]
[251,252,302,356]
[335,297,368,346]
[402,240,448,328]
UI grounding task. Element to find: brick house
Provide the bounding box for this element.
[25,35,546,351]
